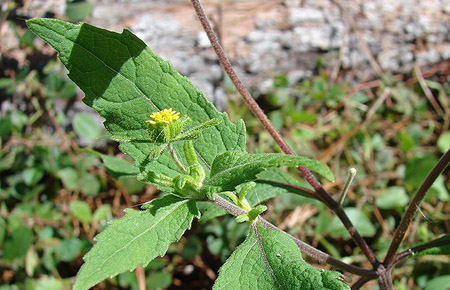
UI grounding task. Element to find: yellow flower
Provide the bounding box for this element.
[146,108,180,125]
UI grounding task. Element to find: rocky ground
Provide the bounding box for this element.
[11,0,450,109]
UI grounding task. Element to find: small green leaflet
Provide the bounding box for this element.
[26,18,246,183]
[203,151,334,194]
[413,235,450,256]
[73,195,200,290]
[213,223,349,290]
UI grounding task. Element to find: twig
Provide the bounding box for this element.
[414,63,449,130]
[190,0,380,270]
[390,236,450,268]
[213,196,377,278]
[135,266,146,290]
[351,277,371,290]
[383,148,450,266]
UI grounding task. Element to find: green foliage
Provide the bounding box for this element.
[376,186,409,210]
[214,223,349,290]
[0,2,446,288]
[329,208,376,238]
[203,151,333,196]
[74,195,200,290]
[72,112,102,141]
[25,18,247,187]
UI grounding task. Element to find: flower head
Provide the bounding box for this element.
[146,108,180,125]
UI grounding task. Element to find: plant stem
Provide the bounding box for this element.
[383,148,450,266]
[390,237,450,268]
[190,0,379,269]
[351,277,371,290]
[213,195,377,278]
[168,143,187,174]
[135,266,146,290]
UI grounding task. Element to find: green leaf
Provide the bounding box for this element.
[70,201,92,224]
[93,204,111,223]
[437,131,450,153]
[405,154,437,189]
[22,167,44,186]
[83,149,139,179]
[73,112,102,141]
[55,237,83,262]
[73,195,200,290]
[414,235,450,256]
[26,18,246,185]
[197,202,227,222]
[375,186,409,209]
[214,223,349,290]
[57,167,79,190]
[65,0,94,22]
[329,207,376,238]
[424,275,450,290]
[148,271,172,290]
[204,151,333,194]
[81,174,101,196]
[3,225,33,260]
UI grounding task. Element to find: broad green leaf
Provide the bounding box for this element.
[375,186,409,209]
[70,201,92,224]
[74,195,200,290]
[204,151,333,194]
[214,223,349,290]
[414,235,450,256]
[27,18,246,185]
[329,207,376,238]
[73,112,102,141]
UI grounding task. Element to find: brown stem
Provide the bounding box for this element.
[383,148,450,266]
[213,196,377,278]
[190,0,379,269]
[390,237,450,268]
[351,277,371,290]
[378,270,394,290]
[135,265,146,290]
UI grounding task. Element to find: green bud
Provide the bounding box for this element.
[247,205,267,221]
[237,182,256,202]
[184,140,198,166]
[235,214,249,223]
[224,191,239,206]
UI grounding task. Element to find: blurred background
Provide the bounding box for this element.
[0,0,449,289]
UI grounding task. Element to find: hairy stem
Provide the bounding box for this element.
[190,0,379,269]
[213,195,377,278]
[383,148,450,266]
[168,143,187,174]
